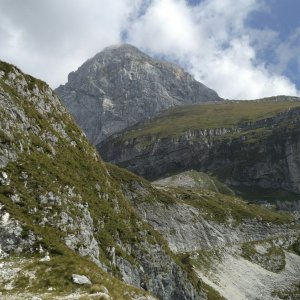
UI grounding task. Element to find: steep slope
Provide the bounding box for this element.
[0,61,206,300]
[98,98,300,206]
[55,44,221,144]
[192,237,300,300]
[1,61,299,300]
[107,166,300,300]
[109,166,294,253]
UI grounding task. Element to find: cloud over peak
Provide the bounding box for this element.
[125,0,299,99]
[0,0,299,99]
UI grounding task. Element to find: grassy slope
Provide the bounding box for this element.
[118,97,300,139]
[0,61,159,298]
[0,253,148,299]
[1,61,296,299]
[153,170,234,195]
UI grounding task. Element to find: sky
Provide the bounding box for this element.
[0,0,299,100]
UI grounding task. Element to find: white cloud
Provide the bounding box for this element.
[0,0,141,87]
[125,0,300,99]
[0,0,299,99]
[274,28,300,76]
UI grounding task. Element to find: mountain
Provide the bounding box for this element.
[0,61,204,300]
[1,61,299,300]
[111,167,300,300]
[55,44,221,144]
[98,97,300,209]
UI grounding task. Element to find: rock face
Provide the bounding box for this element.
[55,44,221,144]
[0,204,37,254]
[98,103,300,197]
[111,167,300,300]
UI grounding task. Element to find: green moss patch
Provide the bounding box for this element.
[166,187,292,225]
[119,98,300,140]
[241,240,286,272]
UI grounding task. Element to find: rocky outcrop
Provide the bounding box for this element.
[99,107,300,195]
[0,204,37,254]
[71,274,92,285]
[55,44,221,144]
[134,201,293,253]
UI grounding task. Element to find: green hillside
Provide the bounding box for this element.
[119,97,300,139]
[0,61,158,299]
[0,61,200,299]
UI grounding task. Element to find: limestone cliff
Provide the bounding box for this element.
[98,99,300,203]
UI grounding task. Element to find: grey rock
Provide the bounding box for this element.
[59,205,103,269]
[96,293,111,300]
[71,274,92,285]
[0,206,37,253]
[38,192,61,205]
[100,285,109,294]
[56,44,221,144]
[39,251,50,262]
[133,202,294,253]
[10,193,21,203]
[114,240,204,300]
[0,172,10,185]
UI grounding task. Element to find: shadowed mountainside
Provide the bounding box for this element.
[98,98,300,205]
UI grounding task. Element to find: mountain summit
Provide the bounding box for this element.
[56,44,221,144]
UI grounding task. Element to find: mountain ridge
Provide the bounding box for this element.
[98,99,300,204]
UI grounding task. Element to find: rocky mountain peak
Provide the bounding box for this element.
[97,43,150,58]
[56,44,222,144]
